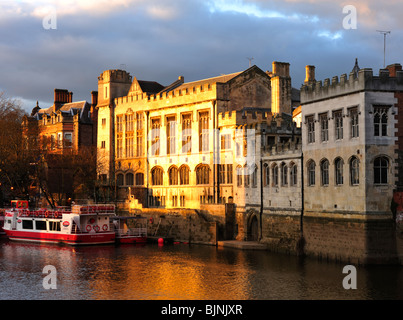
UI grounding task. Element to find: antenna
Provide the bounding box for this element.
[247,57,254,68]
[376,30,391,68]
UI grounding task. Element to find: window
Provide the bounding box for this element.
[136,112,144,157]
[350,108,359,138]
[251,165,258,188]
[199,111,209,152]
[196,165,210,184]
[290,163,297,186]
[374,106,388,137]
[135,173,144,186]
[125,172,134,186]
[334,110,343,140]
[172,195,178,207]
[151,118,161,156]
[179,165,190,185]
[126,132,134,158]
[35,220,47,231]
[126,113,134,132]
[101,141,106,149]
[308,160,315,186]
[320,114,328,142]
[117,133,123,158]
[151,167,163,185]
[335,158,344,185]
[264,163,270,187]
[102,118,106,127]
[180,195,186,207]
[236,166,243,187]
[350,157,359,185]
[374,156,388,184]
[281,163,288,186]
[167,116,176,155]
[64,132,73,148]
[320,159,329,186]
[116,115,123,133]
[244,166,250,187]
[49,221,61,231]
[168,166,178,185]
[57,132,63,148]
[22,220,33,230]
[272,164,278,187]
[307,116,315,143]
[226,164,233,184]
[219,164,226,184]
[182,114,192,153]
[116,173,124,186]
[221,134,231,150]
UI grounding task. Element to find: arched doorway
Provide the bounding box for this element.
[249,215,259,241]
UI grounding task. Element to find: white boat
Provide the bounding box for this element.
[3,202,116,245]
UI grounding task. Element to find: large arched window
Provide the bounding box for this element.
[320,159,329,186]
[374,156,389,184]
[335,157,344,185]
[168,166,178,185]
[151,167,163,186]
[179,165,190,185]
[125,172,134,186]
[350,157,359,185]
[307,160,315,186]
[196,164,210,185]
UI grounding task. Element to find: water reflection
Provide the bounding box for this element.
[0,239,402,300]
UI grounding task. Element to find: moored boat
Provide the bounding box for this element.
[112,216,147,244]
[0,208,6,236]
[3,203,116,245]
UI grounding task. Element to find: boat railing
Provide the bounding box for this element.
[72,205,115,215]
[15,208,69,218]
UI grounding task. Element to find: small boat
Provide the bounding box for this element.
[112,216,147,244]
[3,202,116,246]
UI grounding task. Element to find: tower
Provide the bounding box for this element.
[96,69,132,186]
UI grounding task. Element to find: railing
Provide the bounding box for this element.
[116,228,147,237]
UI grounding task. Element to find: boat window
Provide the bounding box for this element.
[35,220,47,231]
[22,220,33,229]
[49,221,61,231]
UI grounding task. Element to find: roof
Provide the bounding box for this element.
[174,71,242,91]
[137,80,165,94]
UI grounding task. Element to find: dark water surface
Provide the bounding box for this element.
[0,239,402,300]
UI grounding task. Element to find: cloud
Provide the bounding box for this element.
[0,0,402,113]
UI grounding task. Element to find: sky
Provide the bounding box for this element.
[0,0,402,113]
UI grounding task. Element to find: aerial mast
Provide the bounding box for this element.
[376,30,391,68]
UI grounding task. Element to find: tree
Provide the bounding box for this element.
[0,92,36,203]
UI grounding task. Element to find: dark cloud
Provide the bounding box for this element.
[0,0,401,113]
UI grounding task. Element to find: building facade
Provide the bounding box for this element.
[300,62,402,263]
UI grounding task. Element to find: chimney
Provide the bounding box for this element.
[272,61,290,78]
[91,91,98,107]
[305,65,316,83]
[68,91,73,103]
[386,63,402,77]
[54,89,70,107]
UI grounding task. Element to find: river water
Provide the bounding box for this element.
[0,238,402,300]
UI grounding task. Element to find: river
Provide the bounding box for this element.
[0,238,402,300]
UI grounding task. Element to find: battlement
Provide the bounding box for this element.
[115,81,218,106]
[301,64,403,104]
[98,69,132,83]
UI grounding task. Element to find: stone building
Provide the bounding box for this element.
[300,62,402,263]
[22,88,98,205]
[95,62,299,209]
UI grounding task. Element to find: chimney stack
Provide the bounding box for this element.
[54,89,70,108]
[386,63,402,77]
[305,65,316,83]
[91,91,98,107]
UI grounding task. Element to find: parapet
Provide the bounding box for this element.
[98,69,132,83]
[300,64,403,104]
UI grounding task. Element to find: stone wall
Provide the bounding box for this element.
[303,212,399,264]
